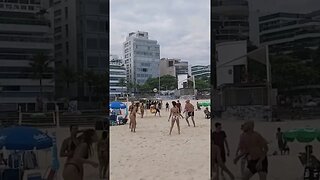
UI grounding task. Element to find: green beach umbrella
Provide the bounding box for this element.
[283,128,320,143]
[199,102,211,107]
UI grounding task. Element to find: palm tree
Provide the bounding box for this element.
[119,78,126,97]
[56,65,77,99]
[81,70,98,104]
[29,53,52,112]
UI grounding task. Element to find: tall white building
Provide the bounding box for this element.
[123,31,160,86]
[259,10,320,53]
[109,55,126,98]
[52,0,108,99]
[0,0,54,111]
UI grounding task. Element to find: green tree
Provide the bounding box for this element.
[119,78,126,96]
[195,76,210,91]
[29,53,53,111]
[55,65,77,99]
[80,70,99,104]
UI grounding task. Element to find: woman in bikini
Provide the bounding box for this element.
[140,103,145,118]
[130,103,139,132]
[168,101,184,135]
[97,131,108,179]
[62,129,99,180]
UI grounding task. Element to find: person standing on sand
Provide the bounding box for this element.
[166,102,169,111]
[212,144,235,180]
[184,100,196,127]
[212,122,230,178]
[176,100,182,113]
[129,103,139,132]
[235,124,247,177]
[97,131,108,179]
[168,101,184,135]
[128,101,134,129]
[140,103,145,118]
[62,129,99,180]
[234,121,269,180]
[60,125,85,161]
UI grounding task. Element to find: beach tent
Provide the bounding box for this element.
[109,101,126,109]
[283,128,320,143]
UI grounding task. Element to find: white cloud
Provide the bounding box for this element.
[110,0,210,65]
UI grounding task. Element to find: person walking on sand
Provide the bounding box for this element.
[235,124,247,177]
[176,100,182,113]
[60,125,85,161]
[128,101,134,129]
[154,104,161,117]
[212,122,230,178]
[184,100,196,127]
[212,144,235,180]
[234,121,269,180]
[166,102,169,111]
[129,103,139,132]
[168,101,184,135]
[140,103,145,118]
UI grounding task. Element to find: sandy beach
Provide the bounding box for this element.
[110,100,211,180]
[110,99,320,180]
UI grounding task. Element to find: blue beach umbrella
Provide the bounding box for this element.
[0,126,53,150]
[110,101,126,109]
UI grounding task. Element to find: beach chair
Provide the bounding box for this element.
[109,114,117,126]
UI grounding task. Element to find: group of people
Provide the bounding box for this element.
[212,121,269,180]
[168,99,196,135]
[60,125,108,180]
[127,99,197,135]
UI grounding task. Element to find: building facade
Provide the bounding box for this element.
[259,10,320,53]
[191,65,210,78]
[159,58,188,78]
[212,0,249,43]
[109,55,126,98]
[123,31,160,85]
[52,0,108,99]
[0,0,54,111]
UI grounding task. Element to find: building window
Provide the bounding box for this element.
[168,61,174,67]
[65,24,68,37]
[86,38,98,49]
[19,0,28,4]
[65,41,69,54]
[99,2,108,14]
[7,0,18,2]
[99,21,106,32]
[99,38,107,50]
[30,0,40,4]
[87,20,98,32]
[20,5,26,9]
[54,9,62,17]
[55,43,62,50]
[54,26,62,33]
[87,56,99,68]
[65,7,68,19]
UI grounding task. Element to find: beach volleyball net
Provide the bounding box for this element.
[19,112,56,126]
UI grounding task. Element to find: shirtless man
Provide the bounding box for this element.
[234,121,269,180]
[176,100,182,113]
[128,101,134,129]
[168,101,184,135]
[235,124,247,177]
[184,100,196,127]
[212,144,235,180]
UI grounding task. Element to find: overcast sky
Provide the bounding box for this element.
[110,0,320,66]
[110,0,210,66]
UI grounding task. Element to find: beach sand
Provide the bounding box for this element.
[35,98,320,180]
[110,100,210,180]
[110,99,320,180]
